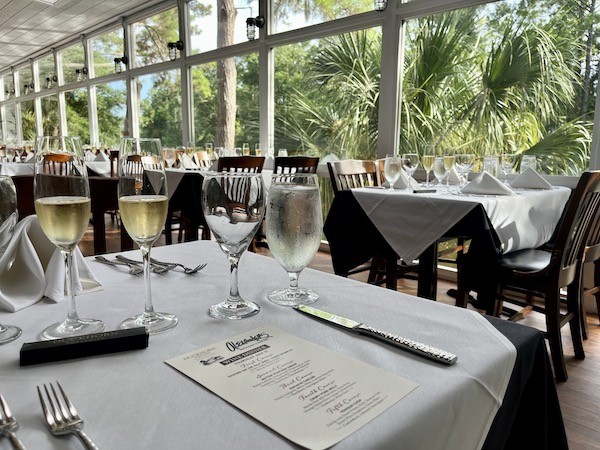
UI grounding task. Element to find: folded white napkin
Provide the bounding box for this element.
[0,215,102,312]
[94,151,109,162]
[383,169,420,190]
[24,152,34,162]
[510,167,552,190]
[180,153,198,169]
[462,171,515,196]
[84,150,96,161]
[447,166,462,185]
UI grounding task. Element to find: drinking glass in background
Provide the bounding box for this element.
[234,147,242,156]
[267,174,322,306]
[520,155,536,173]
[402,153,420,191]
[443,151,456,191]
[455,154,475,187]
[162,148,177,168]
[205,142,214,157]
[500,153,516,184]
[483,156,499,177]
[421,145,436,187]
[34,136,105,340]
[433,157,447,190]
[0,176,22,345]
[278,149,288,157]
[242,143,250,156]
[254,143,262,156]
[118,137,178,334]
[202,172,265,319]
[5,146,15,163]
[384,154,402,191]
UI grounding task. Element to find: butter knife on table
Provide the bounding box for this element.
[294,305,458,365]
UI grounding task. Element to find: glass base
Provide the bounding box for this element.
[120,312,178,335]
[209,299,260,320]
[0,325,22,345]
[268,288,319,307]
[40,318,105,341]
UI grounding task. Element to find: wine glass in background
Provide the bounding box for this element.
[267,174,322,306]
[0,176,22,345]
[203,172,265,319]
[384,154,402,191]
[520,155,536,173]
[254,143,262,156]
[402,153,419,191]
[443,150,456,192]
[433,157,447,190]
[242,143,250,156]
[5,146,15,163]
[421,145,436,187]
[34,136,105,340]
[278,149,288,157]
[500,153,516,184]
[455,153,475,187]
[118,137,178,334]
[162,148,177,169]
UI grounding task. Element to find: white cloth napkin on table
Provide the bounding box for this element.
[0,215,102,312]
[510,167,553,190]
[383,169,420,190]
[94,151,109,162]
[461,171,515,196]
[180,153,198,169]
[24,152,34,162]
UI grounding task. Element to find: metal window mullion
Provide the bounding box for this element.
[589,80,600,169]
[178,0,192,145]
[124,18,136,139]
[15,101,23,144]
[260,0,274,155]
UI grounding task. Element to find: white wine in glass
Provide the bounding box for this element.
[118,137,177,334]
[422,145,436,187]
[384,155,402,191]
[267,174,322,306]
[34,136,105,340]
[443,152,456,191]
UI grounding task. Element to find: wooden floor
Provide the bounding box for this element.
[80,220,600,449]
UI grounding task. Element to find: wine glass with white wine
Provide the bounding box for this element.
[422,145,436,187]
[384,155,402,191]
[267,173,322,306]
[34,136,105,340]
[118,137,178,334]
[202,172,265,319]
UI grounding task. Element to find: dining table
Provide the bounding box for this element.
[324,185,571,306]
[0,241,566,449]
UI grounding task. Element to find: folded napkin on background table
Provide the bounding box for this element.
[382,169,420,190]
[94,151,109,162]
[510,167,553,190]
[24,152,34,162]
[180,153,199,169]
[0,215,102,312]
[461,171,515,196]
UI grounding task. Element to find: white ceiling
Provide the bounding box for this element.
[0,0,162,72]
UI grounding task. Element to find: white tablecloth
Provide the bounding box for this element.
[0,242,516,450]
[352,186,571,263]
[0,162,34,176]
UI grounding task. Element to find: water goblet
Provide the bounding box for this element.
[202,172,265,319]
[433,157,447,190]
[267,174,322,307]
[520,155,536,173]
[34,136,105,340]
[278,149,288,157]
[0,176,22,345]
[501,153,516,184]
[162,148,177,168]
[422,145,436,187]
[483,156,499,177]
[5,146,15,163]
[384,155,402,191]
[118,137,177,334]
[402,153,419,191]
[455,154,475,187]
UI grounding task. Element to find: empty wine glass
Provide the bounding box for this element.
[455,154,475,187]
[267,174,322,307]
[402,153,420,191]
[118,137,177,334]
[422,145,436,187]
[162,148,177,168]
[5,146,15,163]
[433,157,446,190]
[202,172,265,319]
[501,153,516,184]
[0,176,22,345]
[384,155,402,191]
[34,136,105,340]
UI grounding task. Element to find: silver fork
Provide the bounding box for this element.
[37,382,99,450]
[114,255,177,274]
[94,256,143,275]
[0,394,26,450]
[150,257,207,274]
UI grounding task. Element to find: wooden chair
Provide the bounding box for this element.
[491,171,600,381]
[42,153,73,176]
[11,175,35,221]
[274,156,319,174]
[217,156,265,173]
[193,151,213,169]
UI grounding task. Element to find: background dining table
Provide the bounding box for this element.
[0,162,34,176]
[0,241,566,449]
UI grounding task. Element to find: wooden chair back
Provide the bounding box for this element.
[42,153,74,176]
[327,160,379,195]
[193,151,212,169]
[274,156,319,174]
[217,156,265,173]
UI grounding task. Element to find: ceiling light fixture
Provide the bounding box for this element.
[75,67,88,82]
[23,83,34,95]
[246,16,265,41]
[167,41,184,61]
[374,0,387,11]
[114,56,128,74]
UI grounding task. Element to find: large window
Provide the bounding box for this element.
[37,56,56,91]
[135,70,182,147]
[60,44,85,85]
[401,2,597,175]
[132,8,180,67]
[65,89,90,144]
[3,104,17,142]
[19,100,35,141]
[41,95,59,136]
[17,66,33,96]
[90,29,125,78]
[96,81,127,147]
[2,74,14,101]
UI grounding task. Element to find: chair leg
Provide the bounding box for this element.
[489,284,503,317]
[595,260,600,326]
[545,289,568,382]
[567,283,585,360]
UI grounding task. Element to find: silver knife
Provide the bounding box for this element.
[294,305,457,365]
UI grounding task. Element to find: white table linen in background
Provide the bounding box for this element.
[0,162,34,176]
[0,241,515,450]
[85,161,111,177]
[352,186,570,264]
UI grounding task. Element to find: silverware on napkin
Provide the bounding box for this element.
[294,305,458,365]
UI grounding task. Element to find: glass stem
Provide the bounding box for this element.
[141,245,156,317]
[63,249,79,325]
[228,254,240,302]
[288,272,299,290]
[426,171,430,187]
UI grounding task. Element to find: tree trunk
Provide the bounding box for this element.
[216,0,237,149]
[581,0,596,118]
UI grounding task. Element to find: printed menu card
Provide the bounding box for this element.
[165,326,418,450]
